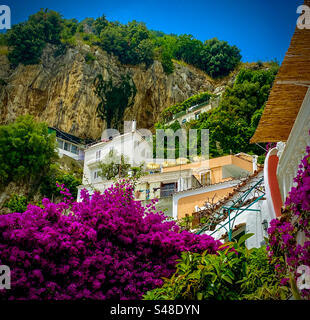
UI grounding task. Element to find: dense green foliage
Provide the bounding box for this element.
[98,150,131,181]
[94,73,136,129]
[174,35,241,78]
[200,38,242,78]
[98,150,144,181]
[98,21,155,67]
[7,9,63,66]
[154,64,278,160]
[0,115,58,186]
[5,9,241,78]
[40,163,81,199]
[152,34,178,74]
[201,65,278,156]
[0,33,7,46]
[5,194,28,213]
[144,236,290,300]
[187,64,279,157]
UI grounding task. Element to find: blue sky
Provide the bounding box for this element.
[3,0,302,63]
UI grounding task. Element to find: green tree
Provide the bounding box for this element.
[99,22,129,61]
[7,22,46,66]
[40,163,81,200]
[160,50,174,74]
[200,38,241,78]
[28,9,63,44]
[99,20,154,66]
[153,34,178,74]
[94,14,108,36]
[7,9,64,66]
[0,115,58,186]
[60,18,78,44]
[175,34,204,67]
[136,38,155,67]
[98,149,131,180]
[191,65,279,157]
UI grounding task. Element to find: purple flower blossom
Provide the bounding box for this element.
[0,181,221,300]
[267,135,310,300]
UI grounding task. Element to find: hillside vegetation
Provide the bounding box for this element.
[2,9,241,78]
[155,62,279,160]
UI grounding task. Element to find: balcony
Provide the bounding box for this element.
[160,183,177,198]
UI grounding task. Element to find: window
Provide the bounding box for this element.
[93,170,100,180]
[182,119,187,124]
[160,183,177,198]
[71,144,78,154]
[64,142,70,151]
[96,150,101,160]
[57,139,64,149]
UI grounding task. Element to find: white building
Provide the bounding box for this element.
[49,127,85,161]
[77,121,153,201]
[165,96,220,127]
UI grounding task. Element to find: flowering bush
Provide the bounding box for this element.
[0,182,220,300]
[267,138,310,299]
[144,237,289,300]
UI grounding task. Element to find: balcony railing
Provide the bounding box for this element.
[160,187,177,198]
[167,101,211,123]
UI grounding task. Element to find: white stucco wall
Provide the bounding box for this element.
[82,131,152,185]
[201,172,269,249]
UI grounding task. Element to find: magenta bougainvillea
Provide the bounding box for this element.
[0,182,221,300]
[267,136,310,299]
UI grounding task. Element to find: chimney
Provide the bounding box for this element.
[252,155,258,173]
[131,120,136,132]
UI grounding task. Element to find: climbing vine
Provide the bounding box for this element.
[94,73,136,129]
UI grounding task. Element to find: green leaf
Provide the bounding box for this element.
[197,292,203,300]
[222,275,233,284]
[238,233,254,246]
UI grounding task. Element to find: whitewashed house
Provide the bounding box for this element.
[48,127,85,161]
[77,121,153,200]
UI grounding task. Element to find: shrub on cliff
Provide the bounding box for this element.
[190,65,279,157]
[0,115,58,186]
[0,182,221,300]
[7,9,63,66]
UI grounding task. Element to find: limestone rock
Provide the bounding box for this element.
[0,44,214,139]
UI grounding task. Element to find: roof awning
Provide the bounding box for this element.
[251,2,310,143]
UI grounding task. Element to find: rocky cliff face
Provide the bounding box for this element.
[0,44,214,139]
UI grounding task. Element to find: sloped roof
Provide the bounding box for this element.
[251,1,310,143]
